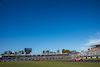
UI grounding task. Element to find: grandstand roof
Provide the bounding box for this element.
[90,44,100,47]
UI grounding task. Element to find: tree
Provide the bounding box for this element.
[76,52,79,54]
[62,49,65,53]
[65,50,70,53]
[62,49,70,54]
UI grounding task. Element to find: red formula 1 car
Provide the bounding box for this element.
[73,57,88,61]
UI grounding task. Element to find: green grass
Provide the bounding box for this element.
[56,58,72,60]
[45,58,72,62]
[47,58,72,61]
[0,61,100,67]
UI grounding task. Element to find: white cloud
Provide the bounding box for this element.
[96,32,100,35]
[85,39,100,46]
[84,32,100,46]
[80,32,100,51]
[97,36,100,37]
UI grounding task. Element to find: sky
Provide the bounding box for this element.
[0,0,100,54]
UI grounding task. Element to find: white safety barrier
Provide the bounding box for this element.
[98,57,100,58]
[87,57,91,59]
[92,57,96,58]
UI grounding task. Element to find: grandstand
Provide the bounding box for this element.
[0,53,71,62]
[80,44,100,58]
[0,49,71,62]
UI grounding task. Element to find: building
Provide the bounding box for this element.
[4,51,12,54]
[18,50,24,54]
[57,50,59,54]
[71,50,76,54]
[41,50,55,55]
[12,51,17,54]
[80,44,100,57]
[25,48,32,54]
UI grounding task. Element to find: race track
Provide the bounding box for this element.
[47,60,100,62]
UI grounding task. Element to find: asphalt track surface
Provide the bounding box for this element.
[47,60,100,62]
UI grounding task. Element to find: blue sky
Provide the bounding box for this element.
[0,0,100,54]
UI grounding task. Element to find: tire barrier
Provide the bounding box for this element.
[79,56,100,59]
